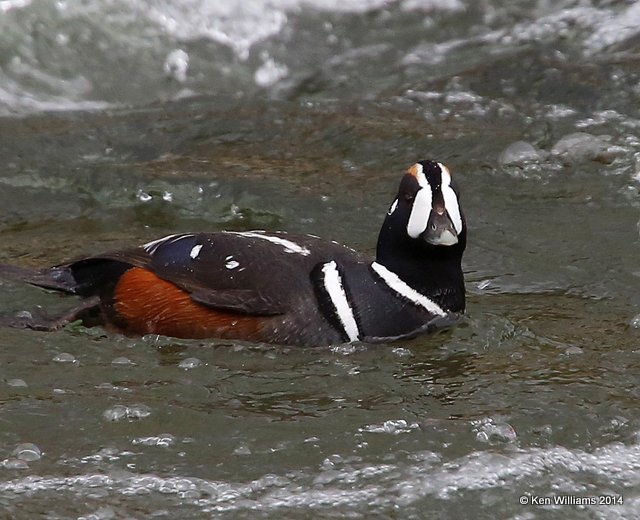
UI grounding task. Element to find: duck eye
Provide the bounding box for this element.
[404,192,415,202]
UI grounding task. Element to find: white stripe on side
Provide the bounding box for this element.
[321,261,360,342]
[371,262,446,317]
[438,163,463,234]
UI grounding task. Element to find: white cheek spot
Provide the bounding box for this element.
[189,244,203,259]
[225,259,240,269]
[406,187,432,238]
[388,199,398,215]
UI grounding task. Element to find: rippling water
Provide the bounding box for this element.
[1,0,640,518]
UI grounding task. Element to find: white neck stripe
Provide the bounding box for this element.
[371,262,446,317]
[321,261,360,342]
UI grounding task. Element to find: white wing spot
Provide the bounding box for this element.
[190,244,203,259]
[225,259,240,270]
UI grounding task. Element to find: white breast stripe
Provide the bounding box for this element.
[143,234,194,254]
[230,231,311,256]
[406,186,432,238]
[321,261,360,342]
[371,262,446,317]
[388,198,398,215]
[438,163,463,234]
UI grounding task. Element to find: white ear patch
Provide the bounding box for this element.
[406,186,433,239]
[438,163,463,234]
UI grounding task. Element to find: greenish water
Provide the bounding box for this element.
[1,1,640,519]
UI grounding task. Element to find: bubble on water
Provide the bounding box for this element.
[321,454,344,470]
[103,405,127,422]
[233,444,252,456]
[6,378,27,387]
[2,458,29,470]
[103,404,151,422]
[476,279,492,291]
[78,506,116,520]
[474,418,517,444]
[499,141,541,166]
[111,357,135,366]
[127,404,152,420]
[330,344,365,355]
[179,357,202,369]
[254,55,288,87]
[53,352,77,364]
[361,419,420,435]
[137,190,152,202]
[132,434,176,447]
[630,314,640,329]
[162,191,173,202]
[12,443,42,461]
[551,132,619,164]
[163,49,189,83]
[391,347,412,357]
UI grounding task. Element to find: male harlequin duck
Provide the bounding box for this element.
[0,160,466,347]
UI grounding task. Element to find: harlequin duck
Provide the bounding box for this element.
[0,160,466,346]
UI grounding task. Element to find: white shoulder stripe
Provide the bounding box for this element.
[228,231,311,256]
[321,261,360,342]
[143,234,194,254]
[371,262,446,317]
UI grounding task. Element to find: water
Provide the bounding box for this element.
[0,0,639,518]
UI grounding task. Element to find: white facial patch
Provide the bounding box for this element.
[406,187,433,239]
[321,261,360,342]
[438,163,463,234]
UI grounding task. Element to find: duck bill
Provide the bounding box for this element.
[424,212,459,246]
